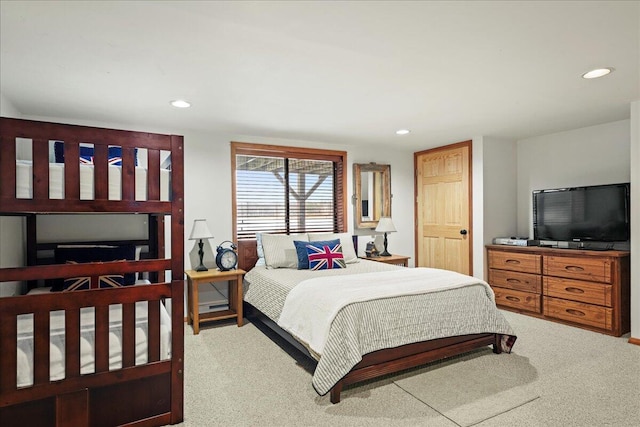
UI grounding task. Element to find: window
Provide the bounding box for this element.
[231,142,347,240]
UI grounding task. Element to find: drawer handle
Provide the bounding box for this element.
[505,259,521,265]
[565,265,585,272]
[505,296,521,302]
[565,287,585,294]
[506,278,522,283]
[566,309,586,317]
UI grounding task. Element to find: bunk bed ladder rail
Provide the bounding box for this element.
[0,286,174,426]
[0,117,172,214]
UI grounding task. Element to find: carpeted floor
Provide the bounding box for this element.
[174,310,640,426]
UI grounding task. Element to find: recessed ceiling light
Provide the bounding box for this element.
[582,68,614,79]
[396,129,410,135]
[170,100,191,108]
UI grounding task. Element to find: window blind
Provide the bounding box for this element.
[233,143,346,240]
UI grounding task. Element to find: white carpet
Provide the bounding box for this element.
[392,348,539,426]
[175,310,640,426]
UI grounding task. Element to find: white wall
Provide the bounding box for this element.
[183,132,416,270]
[471,138,484,280]
[475,136,518,279]
[515,118,634,335]
[630,101,639,341]
[348,145,415,265]
[516,120,631,240]
[0,92,25,296]
[0,92,19,117]
[0,217,25,296]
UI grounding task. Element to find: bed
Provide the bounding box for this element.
[0,117,184,426]
[238,234,516,404]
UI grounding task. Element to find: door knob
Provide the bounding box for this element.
[460,229,468,235]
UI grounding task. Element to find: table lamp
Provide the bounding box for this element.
[189,219,214,271]
[375,217,396,257]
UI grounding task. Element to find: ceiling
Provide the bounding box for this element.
[1,1,638,151]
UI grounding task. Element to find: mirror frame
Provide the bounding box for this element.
[353,163,391,229]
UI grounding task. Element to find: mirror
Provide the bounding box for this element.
[354,163,391,229]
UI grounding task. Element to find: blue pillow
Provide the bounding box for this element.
[294,239,339,269]
[54,141,137,166]
[305,241,346,271]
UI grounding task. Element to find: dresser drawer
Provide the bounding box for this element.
[493,287,541,314]
[543,277,612,307]
[489,269,541,293]
[543,256,612,283]
[544,296,612,330]
[488,250,541,274]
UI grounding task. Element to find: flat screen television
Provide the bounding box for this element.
[533,183,630,242]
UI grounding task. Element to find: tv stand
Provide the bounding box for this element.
[486,245,630,336]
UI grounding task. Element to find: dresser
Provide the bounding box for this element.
[486,245,630,336]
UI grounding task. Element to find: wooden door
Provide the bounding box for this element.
[414,141,472,274]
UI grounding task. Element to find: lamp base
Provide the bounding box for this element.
[195,238,208,271]
[380,232,392,256]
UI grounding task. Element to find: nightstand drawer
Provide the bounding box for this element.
[489,269,541,293]
[544,296,612,330]
[493,287,541,314]
[543,277,611,307]
[543,256,611,283]
[488,251,541,274]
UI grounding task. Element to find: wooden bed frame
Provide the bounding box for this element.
[0,118,184,426]
[237,239,503,404]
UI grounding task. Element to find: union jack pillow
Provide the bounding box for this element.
[305,242,346,271]
[63,261,125,291]
[79,146,125,166]
[54,141,137,166]
[294,239,339,269]
[63,275,125,291]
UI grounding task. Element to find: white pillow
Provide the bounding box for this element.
[261,233,308,269]
[308,232,359,264]
[255,233,266,267]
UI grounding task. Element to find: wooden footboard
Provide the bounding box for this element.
[0,283,180,427]
[245,302,500,404]
[329,333,498,403]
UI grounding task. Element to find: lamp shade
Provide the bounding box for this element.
[375,217,396,233]
[189,219,214,240]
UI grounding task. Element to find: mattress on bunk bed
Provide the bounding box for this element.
[16,288,172,388]
[15,160,170,201]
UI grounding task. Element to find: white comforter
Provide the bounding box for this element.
[277,267,495,355]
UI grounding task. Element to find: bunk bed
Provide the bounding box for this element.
[0,117,184,426]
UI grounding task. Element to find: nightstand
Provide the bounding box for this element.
[362,254,411,267]
[185,268,246,334]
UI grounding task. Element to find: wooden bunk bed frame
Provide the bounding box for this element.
[0,117,184,426]
[237,239,503,404]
